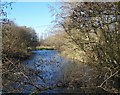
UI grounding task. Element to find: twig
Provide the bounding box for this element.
[98,70,119,88]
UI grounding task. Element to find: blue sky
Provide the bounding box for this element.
[5,2,59,39]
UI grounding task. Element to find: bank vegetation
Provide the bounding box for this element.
[44,2,120,93]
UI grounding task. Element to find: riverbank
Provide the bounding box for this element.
[34,46,56,50]
[2,50,33,63]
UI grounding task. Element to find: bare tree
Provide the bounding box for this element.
[50,2,120,93]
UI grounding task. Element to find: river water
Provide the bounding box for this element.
[23,50,74,93]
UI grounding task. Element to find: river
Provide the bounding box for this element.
[23,50,78,93]
[4,50,105,93]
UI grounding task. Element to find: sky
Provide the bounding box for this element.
[4,2,59,39]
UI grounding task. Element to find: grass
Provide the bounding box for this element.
[35,46,56,50]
